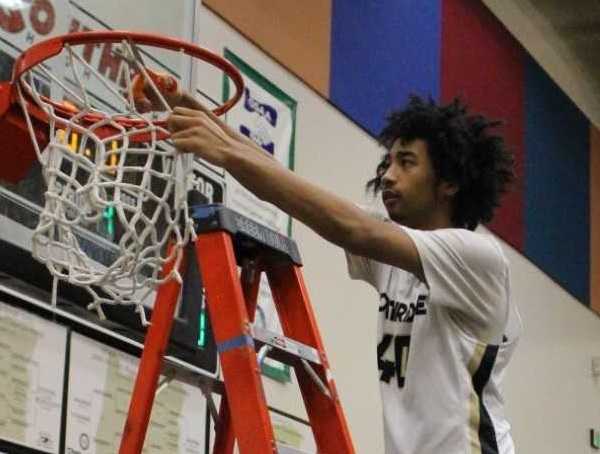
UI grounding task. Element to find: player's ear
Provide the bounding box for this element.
[437,180,459,200]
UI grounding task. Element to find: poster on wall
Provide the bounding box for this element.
[0,301,67,454]
[65,333,207,454]
[222,48,297,382]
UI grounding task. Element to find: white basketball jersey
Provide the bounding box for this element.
[346,223,522,454]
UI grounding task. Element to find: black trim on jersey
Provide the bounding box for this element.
[472,345,500,454]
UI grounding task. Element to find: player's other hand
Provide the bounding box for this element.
[132,69,182,112]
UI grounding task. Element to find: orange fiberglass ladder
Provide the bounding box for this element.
[118,202,356,454]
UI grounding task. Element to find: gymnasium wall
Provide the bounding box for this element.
[0,1,596,453]
[197,2,600,453]
[204,0,600,315]
[500,234,600,454]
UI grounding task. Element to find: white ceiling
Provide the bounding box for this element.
[484,0,600,128]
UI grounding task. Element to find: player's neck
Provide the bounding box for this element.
[412,207,455,231]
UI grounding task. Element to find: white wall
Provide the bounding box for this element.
[198,6,600,454]
[499,235,600,454]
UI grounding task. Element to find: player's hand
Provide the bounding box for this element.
[167,106,244,167]
[132,69,182,112]
[167,100,265,166]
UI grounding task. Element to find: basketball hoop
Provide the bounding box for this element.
[0,31,244,324]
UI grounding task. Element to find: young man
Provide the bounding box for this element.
[141,80,521,453]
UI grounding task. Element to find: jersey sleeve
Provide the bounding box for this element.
[345,250,380,287]
[344,204,388,289]
[402,227,509,340]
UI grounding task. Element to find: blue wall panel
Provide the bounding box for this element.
[330,0,442,136]
[524,57,590,304]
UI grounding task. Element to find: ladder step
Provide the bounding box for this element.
[252,326,321,365]
[276,444,313,454]
[191,203,302,265]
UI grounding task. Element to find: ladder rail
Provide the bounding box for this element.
[118,245,185,454]
[196,232,277,454]
[267,264,355,453]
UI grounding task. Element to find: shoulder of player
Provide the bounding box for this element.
[410,227,508,273]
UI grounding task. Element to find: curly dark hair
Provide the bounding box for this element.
[366,95,515,230]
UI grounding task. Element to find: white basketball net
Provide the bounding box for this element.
[15,40,195,325]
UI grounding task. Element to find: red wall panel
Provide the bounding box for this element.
[441,0,525,250]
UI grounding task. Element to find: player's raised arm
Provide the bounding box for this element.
[166,106,425,280]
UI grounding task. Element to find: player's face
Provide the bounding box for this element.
[380,138,447,229]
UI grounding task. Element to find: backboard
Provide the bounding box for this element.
[0,0,225,376]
